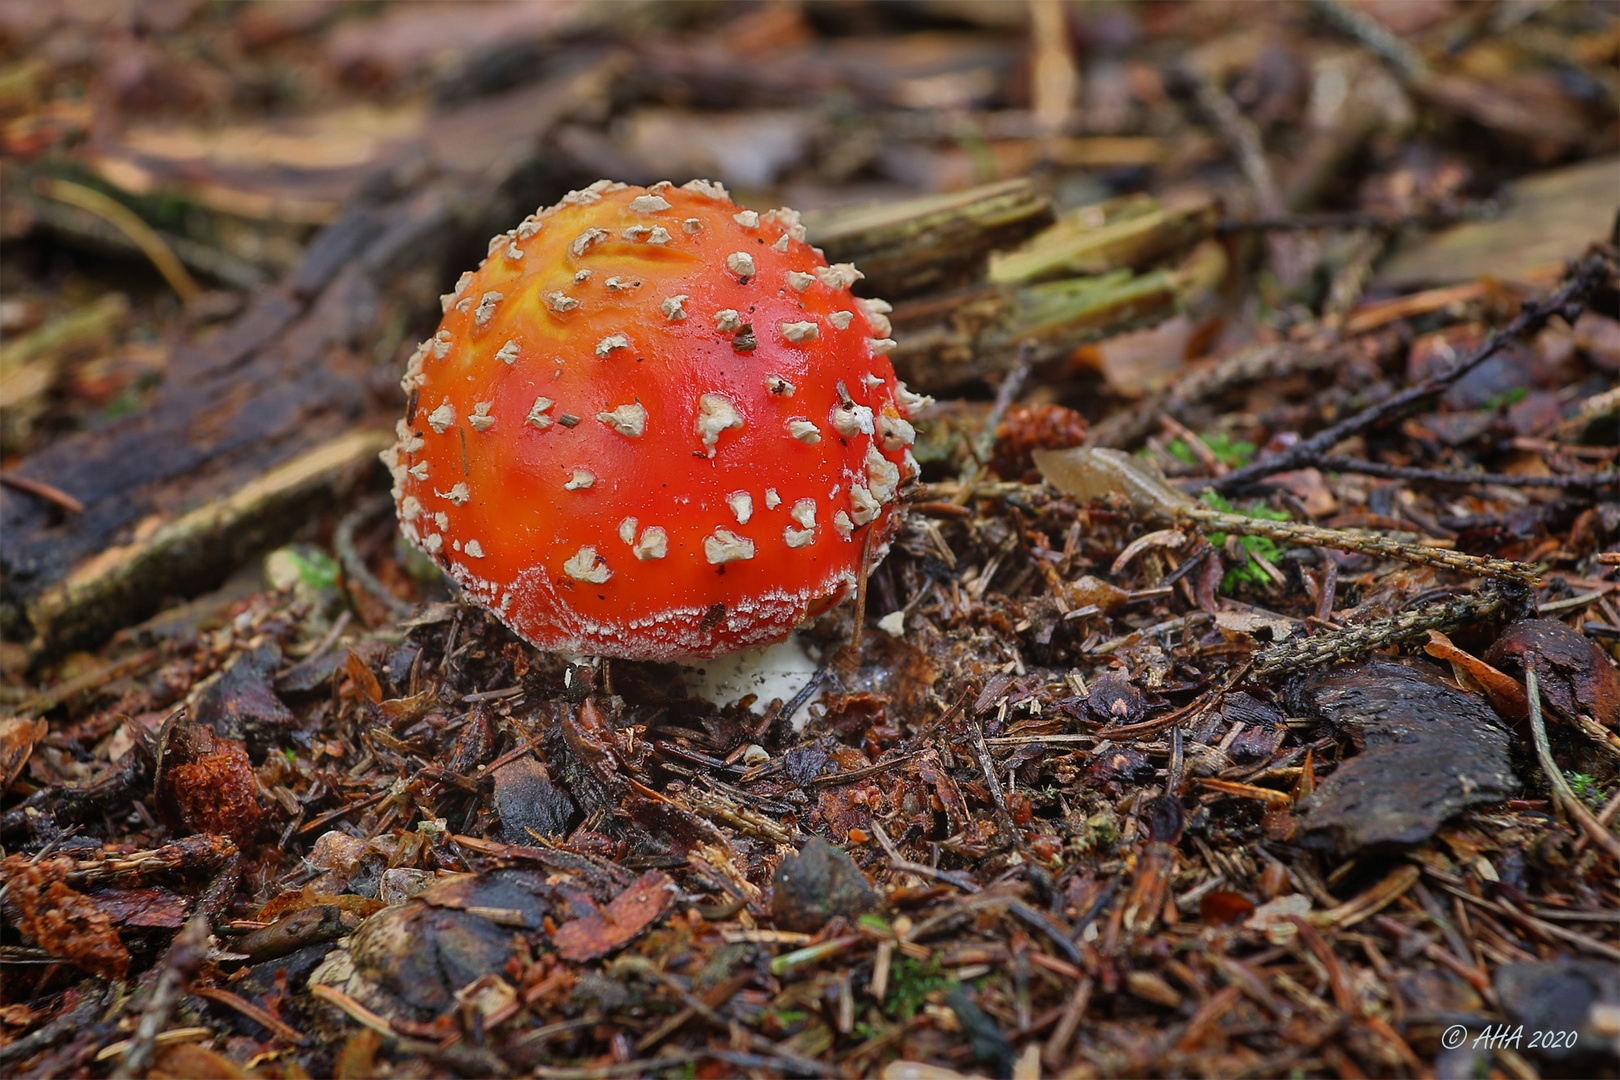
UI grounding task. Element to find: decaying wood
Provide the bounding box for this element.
[807,178,1054,298]
[816,184,1222,389]
[26,431,389,660]
[0,67,618,661]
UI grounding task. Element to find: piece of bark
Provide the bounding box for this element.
[24,429,390,662]
[807,178,1052,300]
[1286,658,1518,854]
[888,263,1188,390]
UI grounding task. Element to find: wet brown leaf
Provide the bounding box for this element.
[551,871,677,963]
[0,715,47,796]
[1486,617,1620,728]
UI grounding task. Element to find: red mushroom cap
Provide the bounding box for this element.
[382,179,924,661]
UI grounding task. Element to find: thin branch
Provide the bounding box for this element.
[1181,504,1540,583]
[111,915,211,1079]
[0,472,85,513]
[1209,252,1615,495]
[1315,457,1620,489]
[335,493,415,621]
[1527,667,1620,860]
[952,342,1035,505]
[33,177,201,304]
[871,820,981,892]
[1253,581,1525,677]
[1218,206,1495,233]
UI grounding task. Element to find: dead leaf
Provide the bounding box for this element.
[0,715,47,796]
[1424,630,1529,722]
[89,886,191,929]
[345,648,383,705]
[1378,155,1618,287]
[150,1040,251,1079]
[551,871,677,963]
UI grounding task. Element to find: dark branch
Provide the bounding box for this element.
[1314,457,1620,489]
[1206,252,1616,495]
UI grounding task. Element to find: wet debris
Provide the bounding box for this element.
[1080,670,1147,726]
[1494,957,1620,1063]
[771,835,881,933]
[1286,658,1518,853]
[1486,616,1620,728]
[0,715,46,795]
[317,869,556,1021]
[193,641,296,751]
[491,755,577,844]
[551,870,677,963]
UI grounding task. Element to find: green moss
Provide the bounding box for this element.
[1199,492,1291,591]
[1165,432,1256,468]
[885,957,953,1021]
[1568,773,1606,808]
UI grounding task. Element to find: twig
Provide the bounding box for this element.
[1253,581,1525,677]
[1424,866,1620,962]
[111,914,211,1079]
[851,528,873,653]
[1322,229,1388,326]
[335,493,415,621]
[530,1058,714,1080]
[1526,668,1620,859]
[1008,900,1086,968]
[871,821,981,893]
[1308,0,1432,83]
[1315,456,1620,489]
[0,472,85,513]
[13,648,161,718]
[1218,206,1495,233]
[1210,252,1615,494]
[192,985,307,1045]
[0,982,106,1067]
[1598,787,1620,831]
[782,661,830,722]
[33,177,201,304]
[1042,975,1092,1071]
[1089,339,1353,451]
[1181,503,1542,583]
[967,714,1020,842]
[952,343,1034,506]
[309,983,398,1038]
[1158,415,1228,476]
[95,1029,213,1064]
[803,755,913,789]
[1193,78,1284,218]
[1192,73,1309,287]
[297,608,352,671]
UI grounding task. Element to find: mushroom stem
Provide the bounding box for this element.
[684,636,823,730]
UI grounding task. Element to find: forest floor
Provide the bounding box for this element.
[1,2,1617,1078]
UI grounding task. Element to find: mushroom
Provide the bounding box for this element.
[382,179,924,661]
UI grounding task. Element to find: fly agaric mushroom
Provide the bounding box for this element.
[382,179,925,661]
